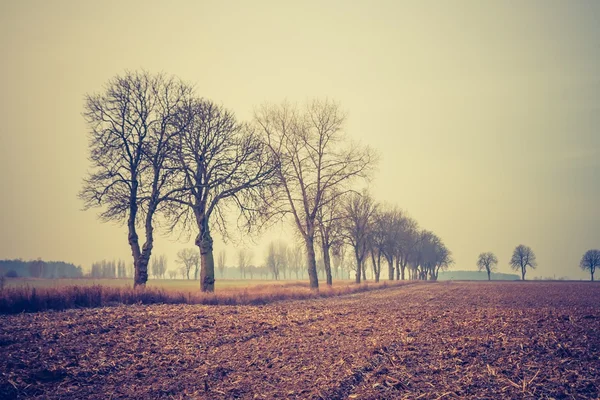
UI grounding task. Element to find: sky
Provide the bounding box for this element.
[1,0,599,279]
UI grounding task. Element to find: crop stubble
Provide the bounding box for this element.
[0,282,598,399]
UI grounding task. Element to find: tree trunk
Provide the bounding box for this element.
[370,252,377,283]
[487,270,491,281]
[521,266,526,281]
[354,248,361,284]
[135,201,156,288]
[387,256,394,281]
[591,270,594,282]
[361,261,367,281]
[401,260,406,280]
[395,258,400,280]
[322,243,333,286]
[195,211,215,292]
[128,181,147,287]
[305,236,319,290]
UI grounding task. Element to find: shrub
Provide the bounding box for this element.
[5,270,18,278]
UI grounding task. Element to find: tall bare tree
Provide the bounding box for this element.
[476,252,498,281]
[255,99,375,289]
[580,249,600,281]
[509,244,537,280]
[80,71,193,287]
[169,99,278,292]
[342,191,377,284]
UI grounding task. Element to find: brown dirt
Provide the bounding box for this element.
[0,281,599,399]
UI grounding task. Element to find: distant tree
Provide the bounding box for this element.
[150,254,168,279]
[476,252,498,281]
[255,99,375,289]
[509,245,537,280]
[80,71,193,287]
[167,270,177,279]
[331,243,346,280]
[287,245,304,280]
[266,241,287,280]
[176,248,199,280]
[342,191,377,283]
[238,249,252,279]
[29,259,46,278]
[580,249,600,281]
[419,232,452,281]
[394,214,419,281]
[316,190,345,285]
[117,259,127,278]
[217,250,227,278]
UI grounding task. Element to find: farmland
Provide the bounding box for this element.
[1,282,599,399]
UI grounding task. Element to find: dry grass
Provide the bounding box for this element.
[0,280,416,314]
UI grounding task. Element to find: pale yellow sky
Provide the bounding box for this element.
[1,1,599,279]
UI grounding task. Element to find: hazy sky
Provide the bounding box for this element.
[1,0,599,279]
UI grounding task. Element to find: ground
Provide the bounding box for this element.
[1,282,599,399]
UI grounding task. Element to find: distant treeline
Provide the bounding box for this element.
[0,259,83,278]
[438,271,519,281]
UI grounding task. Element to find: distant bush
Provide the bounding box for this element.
[5,270,18,278]
[0,281,418,314]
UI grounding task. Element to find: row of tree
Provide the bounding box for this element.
[476,245,537,281]
[477,246,600,281]
[0,259,83,278]
[81,70,452,292]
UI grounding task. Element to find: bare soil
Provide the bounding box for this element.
[1,282,599,399]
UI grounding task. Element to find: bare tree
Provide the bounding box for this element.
[169,99,278,292]
[415,231,452,281]
[476,252,498,281]
[217,249,227,278]
[316,190,345,285]
[509,244,537,280]
[80,71,193,287]
[238,249,252,279]
[287,245,304,280]
[370,205,400,283]
[331,242,346,280]
[580,249,600,281]
[342,191,377,284]
[255,99,375,289]
[176,248,199,280]
[392,214,418,281]
[266,241,287,280]
[29,259,45,278]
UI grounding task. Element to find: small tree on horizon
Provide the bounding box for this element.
[580,249,600,281]
[509,245,537,280]
[476,252,498,281]
[175,248,199,280]
[217,250,227,278]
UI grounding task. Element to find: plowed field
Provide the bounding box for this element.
[1,282,599,399]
